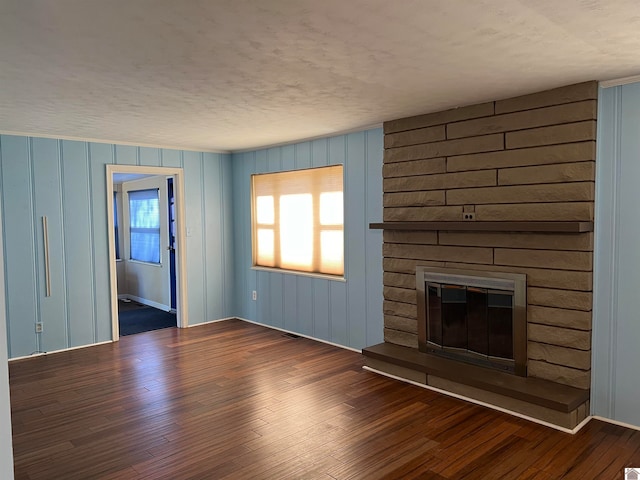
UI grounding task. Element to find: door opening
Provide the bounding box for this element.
[106,165,188,340]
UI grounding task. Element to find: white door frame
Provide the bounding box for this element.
[106,165,188,339]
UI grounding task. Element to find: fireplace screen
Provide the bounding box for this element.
[417,267,527,376]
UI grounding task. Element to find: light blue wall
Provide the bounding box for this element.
[231,128,384,350]
[0,135,234,358]
[593,83,640,427]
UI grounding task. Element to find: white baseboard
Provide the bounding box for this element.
[591,415,640,432]
[234,317,362,353]
[120,294,170,312]
[8,340,114,362]
[186,317,237,327]
[362,365,593,435]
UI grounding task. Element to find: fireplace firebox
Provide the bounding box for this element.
[416,267,527,376]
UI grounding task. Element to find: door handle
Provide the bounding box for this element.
[42,216,51,297]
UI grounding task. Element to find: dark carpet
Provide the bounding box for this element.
[118,303,176,336]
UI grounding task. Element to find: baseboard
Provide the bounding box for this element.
[362,365,593,435]
[8,341,114,362]
[234,317,362,353]
[186,317,236,327]
[591,415,640,432]
[121,294,170,312]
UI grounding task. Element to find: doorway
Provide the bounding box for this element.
[106,165,188,340]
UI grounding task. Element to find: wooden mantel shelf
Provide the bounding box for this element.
[369,221,593,233]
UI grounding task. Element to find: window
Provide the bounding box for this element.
[114,192,120,260]
[252,165,344,276]
[128,188,160,263]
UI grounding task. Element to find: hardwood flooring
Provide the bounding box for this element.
[8,319,640,479]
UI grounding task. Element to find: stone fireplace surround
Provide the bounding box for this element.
[362,81,597,429]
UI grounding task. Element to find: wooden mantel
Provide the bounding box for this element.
[369,221,594,233]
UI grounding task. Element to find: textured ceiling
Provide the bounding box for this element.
[1,0,640,152]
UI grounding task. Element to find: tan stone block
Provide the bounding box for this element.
[528,342,591,370]
[384,134,504,162]
[383,300,417,319]
[495,81,598,114]
[498,162,594,186]
[383,231,438,245]
[383,258,445,274]
[384,243,493,264]
[528,359,591,389]
[447,142,596,172]
[384,170,496,192]
[445,262,593,291]
[384,102,495,134]
[475,202,593,221]
[505,121,596,149]
[384,328,418,348]
[384,286,416,304]
[384,125,446,148]
[384,315,418,334]
[447,182,593,205]
[383,157,446,178]
[494,248,592,271]
[528,305,592,330]
[383,206,462,222]
[439,231,593,251]
[528,287,592,311]
[528,324,591,350]
[383,191,445,207]
[448,100,597,139]
[383,272,417,289]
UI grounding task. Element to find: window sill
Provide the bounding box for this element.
[251,266,345,282]
[128,259,163,268]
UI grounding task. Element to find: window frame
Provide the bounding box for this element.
[128,188,161,265]
[251,165,345,280]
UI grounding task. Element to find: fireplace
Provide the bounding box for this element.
[416,266,527,376]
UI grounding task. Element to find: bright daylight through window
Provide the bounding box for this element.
[129,188,161,264]
[252,165,344,277]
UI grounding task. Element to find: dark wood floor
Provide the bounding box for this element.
[8,320,640,479]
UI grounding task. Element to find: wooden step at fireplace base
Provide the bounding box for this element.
[362,342,590,429]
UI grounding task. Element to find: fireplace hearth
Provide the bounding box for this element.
[417,266,527,376]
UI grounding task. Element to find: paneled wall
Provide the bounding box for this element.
[593,83,640,427]
[382,82,597,389]
[0,135,234,358]
[232,129,384,350]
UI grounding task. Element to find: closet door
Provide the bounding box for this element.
[0,136,69,357]
[32,138,68,353]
